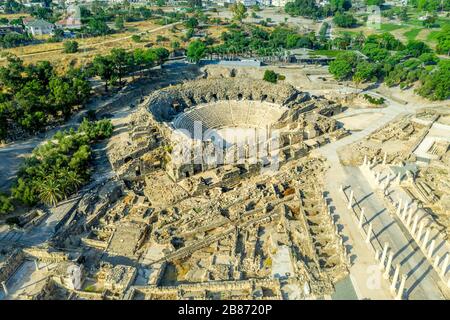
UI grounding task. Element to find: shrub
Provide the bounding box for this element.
[263,70,278,83]
[63,40,79,54]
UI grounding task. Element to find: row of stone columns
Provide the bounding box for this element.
[343,186,410,299]
[357,205,408,299]
[395,199,450,287]
[375,241,408,300]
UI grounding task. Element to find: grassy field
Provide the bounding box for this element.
[379,23,407,32]
[0,13,31,19]
[403,28,422,41]
[310,50,345,58]
[427,30,442,42]
[0,13,230,72]
[1,19,185,71]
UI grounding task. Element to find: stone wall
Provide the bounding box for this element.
[0,249,25,283]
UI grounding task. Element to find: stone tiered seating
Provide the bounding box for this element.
[173,100,287,135]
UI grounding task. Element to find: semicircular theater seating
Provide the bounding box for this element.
[172,100,288,135]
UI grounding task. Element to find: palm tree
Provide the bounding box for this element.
[39,178,62,206]
[66,170,83,192]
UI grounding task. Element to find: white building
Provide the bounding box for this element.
[24,19,54,36]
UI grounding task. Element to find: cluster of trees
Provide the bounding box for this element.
[0,32,33,48]
[187,40,207,63]
[436,24,450,56]
[328,33,449,100]
[333,12,358,28]
[0,56,91,140]
[409,0,450,12]
[285,0,352,19]
[0,193,13,215]
[10,119,113,207]
[92,47,169,92]
[0,44,169,141]
[193,25,322,61]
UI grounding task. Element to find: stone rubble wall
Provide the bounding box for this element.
[0,249,25,283]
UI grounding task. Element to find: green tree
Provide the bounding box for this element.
[329,52,358,80]
[436,25,450,55]
[353,61,378,84]
[115,16,125,30]
[0,193,13,214]
[263,70,278,83]
[131,35,141,43]
[285,0,323,19]
[417,60,450,100]
[333,13,357,28]
[230,3,248,23]
[87,18,110,36]
[187,40,206,63]
[110,48,132,84]
[185,17,199,29]
[93,55,116,92]
[365,0,384,5]
[39,177,62,206]
[63,40,79,54]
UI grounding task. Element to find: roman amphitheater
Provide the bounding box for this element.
[0,64,449,301]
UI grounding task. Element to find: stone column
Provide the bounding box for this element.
[417,220,426,240]
[422,228,431,249]
[376,171,381,183]
[347,189,354,209]
[380,242,389,268]
[427,240,436,258]
[384,252,394,279]
[433,255,441,269]
[34,259,39,271]
[396,274,407,300]
[375,248,380,262]
[390,264,400,293]
[396,172,401,184]
[406,209,414,228]
[441,254,449,278]
[396,198,403,215]
[383,152,387,165]
[358,208,365,228]
[366,223,373,244]
[402,202,409,221]
[411,215,419,236]
[1,281,7,296]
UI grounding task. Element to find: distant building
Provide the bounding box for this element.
[236,0,257,6]
[24,19,54,36]
[0,25,24,36]
[55,17,82,30]
[55,4,82,30]
[19,0,46,8]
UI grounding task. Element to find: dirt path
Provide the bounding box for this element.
[0,61,201,193]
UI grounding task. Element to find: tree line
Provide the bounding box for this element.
[1,119,113,213]
[328,33,449,100]
[0,46,169,142]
